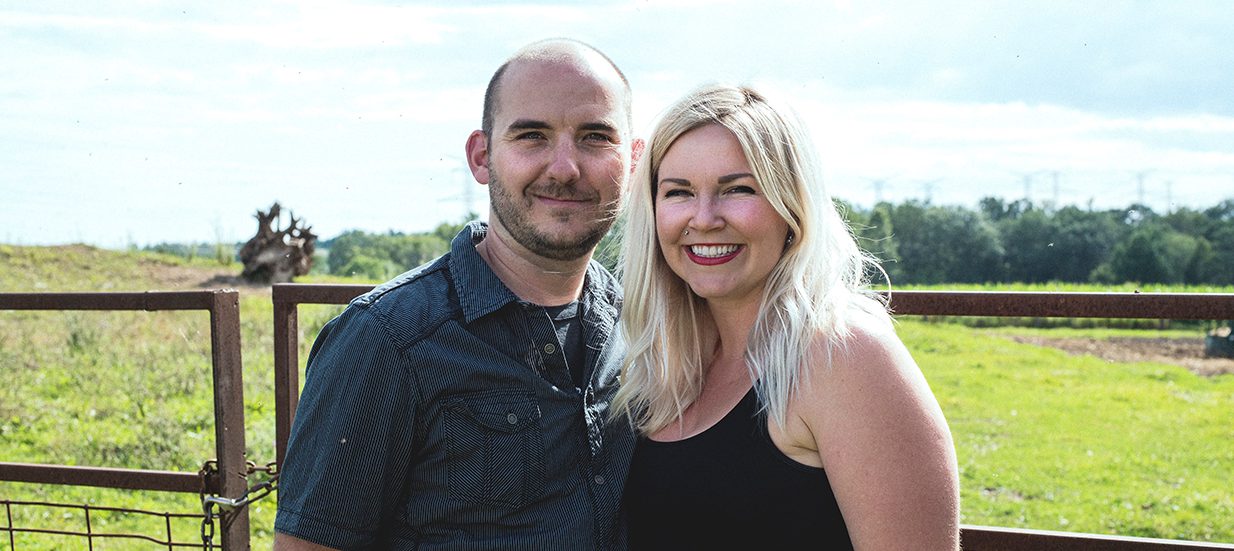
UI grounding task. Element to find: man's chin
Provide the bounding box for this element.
[524,229,606,261]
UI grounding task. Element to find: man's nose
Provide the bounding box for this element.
[545,139,581,183]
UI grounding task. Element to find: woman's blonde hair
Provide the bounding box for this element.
[612,84,888,433]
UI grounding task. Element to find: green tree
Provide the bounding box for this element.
[889,201,1004,284]
[978,197,1032,223]
[1097,223,1195,284]
[593,217,624,274]
[325,228,453,277]
[998,208,1059,283]
[1049,206,1125,283]
[1196,224,1234,284]
[855,203,898,283]
[335,254,401,280]
[433,214,478,243]
[1193,201,1234,284]
[325,230,374,275]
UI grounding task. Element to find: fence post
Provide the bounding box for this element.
[272,287,300,468]
[209,290,248,551]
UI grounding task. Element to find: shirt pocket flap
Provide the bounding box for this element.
[446,393,542,434]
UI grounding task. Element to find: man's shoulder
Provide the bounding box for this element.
[344,253,458,347]
[585,259,623,308]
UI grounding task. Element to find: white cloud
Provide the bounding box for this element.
[0,10,165,33]
[4,1,1234,247]
[195,3,455,49]
[773,86,1234,210]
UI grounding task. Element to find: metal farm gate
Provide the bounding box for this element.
[0,291,255,550]
[271,286,1234,551]
[3,287,1234,550]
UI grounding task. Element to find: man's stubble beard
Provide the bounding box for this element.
[487,167,618,262]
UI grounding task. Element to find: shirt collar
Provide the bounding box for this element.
[449,221,620,325]
[449,221,521,324]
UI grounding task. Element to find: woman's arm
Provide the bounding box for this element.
[273,532,342,551]
[797,316,960,550]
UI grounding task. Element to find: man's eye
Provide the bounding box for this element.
[583,132,614,143]
[516,131,546,140]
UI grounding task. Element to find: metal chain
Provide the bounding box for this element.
[199,460,280,550]
[199,460,219,550]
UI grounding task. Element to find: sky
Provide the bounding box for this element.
[3,1,1234,248]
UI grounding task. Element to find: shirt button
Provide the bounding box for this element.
[506,413,518,424]
[544,343,557,354]
[593,475,605,485]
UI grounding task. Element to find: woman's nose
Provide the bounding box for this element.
[688,195,724,232]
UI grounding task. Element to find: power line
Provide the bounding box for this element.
[861,175,897,205]
[1134,170,1153,206]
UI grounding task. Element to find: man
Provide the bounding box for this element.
[274,39,641,550]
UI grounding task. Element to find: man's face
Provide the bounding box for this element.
[469,58,632,261]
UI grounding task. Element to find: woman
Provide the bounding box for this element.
[614,84,959,550]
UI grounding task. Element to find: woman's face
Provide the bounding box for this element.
[654,123,790,308]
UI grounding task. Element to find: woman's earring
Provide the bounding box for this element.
[684,229,690,236]
[785,232,794,245]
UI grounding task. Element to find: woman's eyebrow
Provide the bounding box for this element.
[717,172,755,184]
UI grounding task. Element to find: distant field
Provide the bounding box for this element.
[1,245,1232,547]
[903,322,1233,540]
[899,281,1234,293]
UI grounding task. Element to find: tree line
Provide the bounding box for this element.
[848,197,1234,285]
[313,197,1234,286]
[321,219,472,280]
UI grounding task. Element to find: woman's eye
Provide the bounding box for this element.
[661,188,691,199]
[726,185,756,194]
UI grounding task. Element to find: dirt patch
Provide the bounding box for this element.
[1005,335,1234,377]
[142,262,271,297]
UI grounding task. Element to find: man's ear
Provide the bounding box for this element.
[630,137,646,175]
[465,130,491,184]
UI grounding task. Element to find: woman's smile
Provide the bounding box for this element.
[685,244,743,265]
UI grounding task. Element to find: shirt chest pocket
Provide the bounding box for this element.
[443,390,545,508]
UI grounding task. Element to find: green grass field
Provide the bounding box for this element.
[906,322,1233,540]
[1,244,1232,547]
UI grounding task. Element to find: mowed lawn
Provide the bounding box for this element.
[2,245,1233,546]
[904,321,1234,541]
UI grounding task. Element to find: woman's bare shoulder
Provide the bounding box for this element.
[797,298,960,549]
[804,299,905,386]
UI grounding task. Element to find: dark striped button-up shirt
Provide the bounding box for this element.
[275,222,634,550]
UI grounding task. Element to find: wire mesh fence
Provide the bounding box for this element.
[2,499,213,550]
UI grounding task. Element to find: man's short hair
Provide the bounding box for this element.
[481,38,632,138]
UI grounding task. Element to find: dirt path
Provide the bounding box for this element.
[1005,335,1234,376]
[145,261,272,297]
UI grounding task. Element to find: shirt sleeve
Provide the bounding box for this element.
[274,305,418,549]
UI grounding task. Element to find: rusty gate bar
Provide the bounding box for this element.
[0,463,206,493]
[272,284,373,466]
[0,289,248,550]
[883,290,1234,320]
[960,525,1234,550]
[0,291,217,311]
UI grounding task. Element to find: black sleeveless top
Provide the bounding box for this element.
[623,388,853,550]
